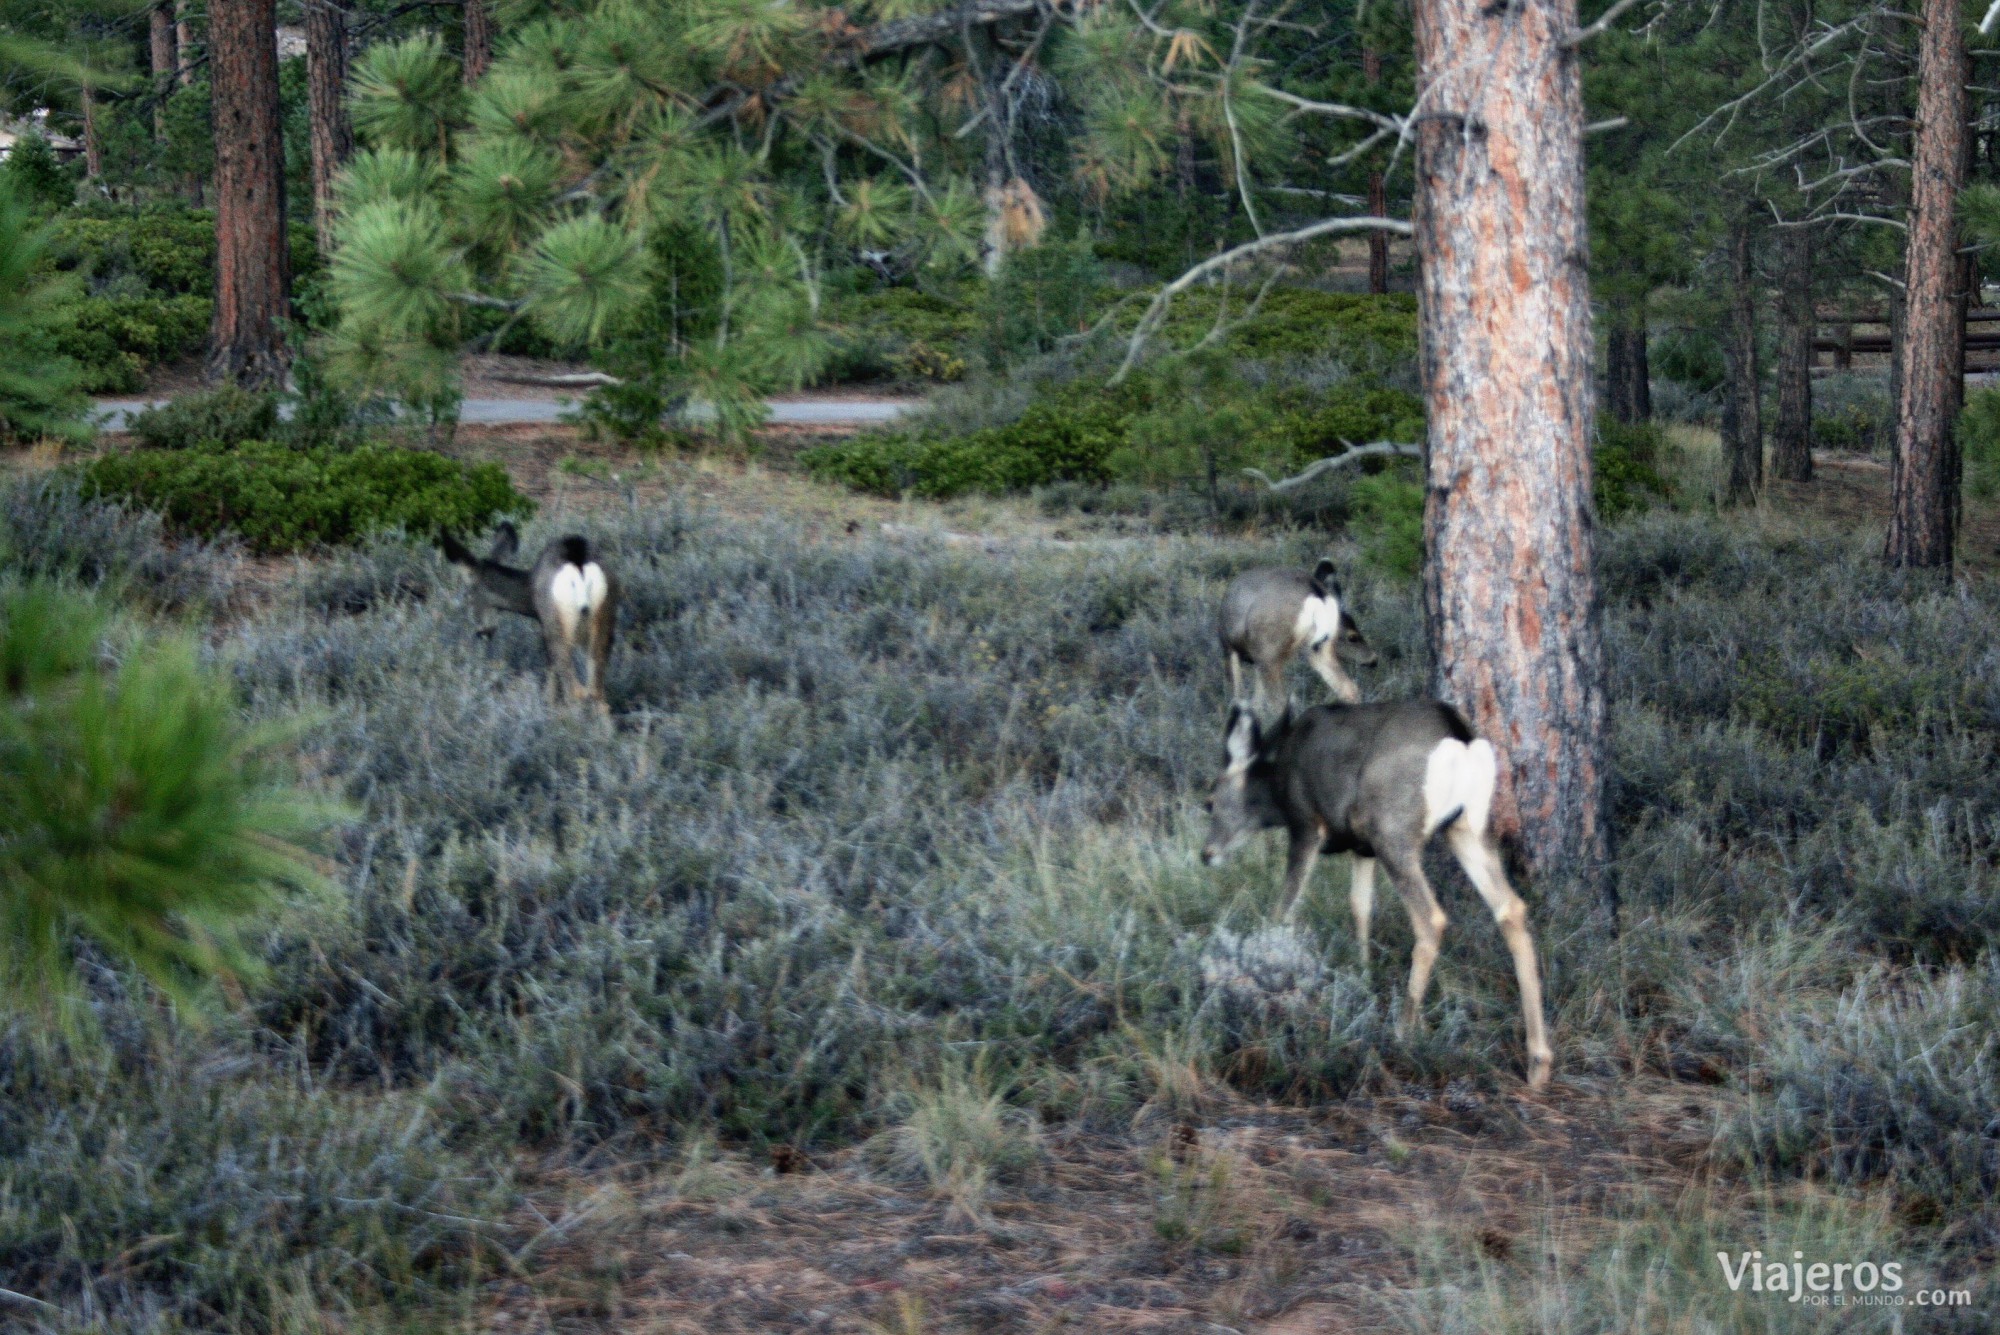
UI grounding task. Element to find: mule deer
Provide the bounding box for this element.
[440,522,618,711]
[1201,700,1552,1089]
[1217,559,1377,711]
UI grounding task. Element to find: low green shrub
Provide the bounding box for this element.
[45,293,212,393]
[824,284,983,385]
[1175,288,1420,366]
[80,440,532,554]
[1594,419,1672,520]
[808,368,1423,499]
[1350,471,1424,577]
[1960,386,2000,500]
[126,384,279,450]
[804,389,1131,497]
[46,209,320,300]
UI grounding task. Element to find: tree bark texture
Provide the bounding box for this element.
[175,0,196,85]
[464,0,493,83]
[150,3,177,140]
[1885,0,1966,569]
[1605,302,1650,424]
[307,0,354,256]
[1412,0,1609,897]
[207,0,291,387]
[80,86,103,180]
[1721,212,1762,505]
[1772,226,1814,483]
[1364,45,1389,295]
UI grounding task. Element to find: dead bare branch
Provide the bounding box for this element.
[1110,215,1413,383]
[1243,442,1423,492]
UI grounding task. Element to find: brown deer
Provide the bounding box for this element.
[441,523,618,712]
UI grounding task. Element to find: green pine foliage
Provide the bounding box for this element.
[0,584,337,1024]
[0,132,72,212]
[79,441,534,554]
[0,178,86,442]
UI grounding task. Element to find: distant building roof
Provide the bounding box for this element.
[0,114,82,161]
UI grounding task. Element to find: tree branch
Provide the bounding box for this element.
[1254,82,1402,132]
[1111,215,1412,382]
[1564,0,1648,48]
[1243,442,1423,491]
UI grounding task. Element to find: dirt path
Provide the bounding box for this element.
[493,1079,1719,1335]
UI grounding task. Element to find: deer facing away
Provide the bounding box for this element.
[1201,699,1553,1089]
[1217,559,1378,711]
[441,522,618,711]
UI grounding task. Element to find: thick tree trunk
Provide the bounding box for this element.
[463,0,493,83]
[307,0,354,256]
[175,0,196,85]
[1772,226,1814,483]
[1364,45,1389,295]
[208,0,291,388]
[1412,0,1609,904]
[1721,212,1762,505]
[1885,0,1966,569]
[150,3,177,140]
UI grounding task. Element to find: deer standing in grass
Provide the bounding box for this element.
[1217,559,1378,712]
[441,522,618,712]
[1201,700,1553,1089]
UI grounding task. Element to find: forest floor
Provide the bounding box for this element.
[485,1078,1720,1335]
[424,428,1981,1334]
[9,421,1988,1332]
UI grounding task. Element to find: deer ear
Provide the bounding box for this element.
[1310,558,1341,602]
[488,521,520,562]
[1224,702,1260,770]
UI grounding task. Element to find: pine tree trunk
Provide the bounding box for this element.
[1605,302,1650,424]
[150,3,177,140]
[1627,313,1650,421]
[1722,212,1762,505]
[1412,0,1609,902]
[207,0,291,388]
[80,86,103,180]
[1772,226,1814,483]
[463,0,493,83]
[1364,44,1389,294]
[1886,0,1966,569]
[175,0,196,84]
[1606,306,1633,423]
[307,0,354,256]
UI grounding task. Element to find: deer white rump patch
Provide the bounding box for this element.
[1422,736,1497,837]
[550,561,608,638]
[1294,593,1343,649]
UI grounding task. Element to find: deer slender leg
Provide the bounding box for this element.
[541,623,581,704]
[1377,845,1447,1035]
[1306,641,1361,704]
[1260,659,1287,720]
[586,608,615,714]
[1348,856,1377,970]
[1447,825,1553,1089]
[1276,830,1321,923]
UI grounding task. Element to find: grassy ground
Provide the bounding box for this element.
[1,425,1995,1333]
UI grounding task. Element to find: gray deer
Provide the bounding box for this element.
[441,522,618,711]
[1217,559,1378,711]
[1201,699,1553,1089]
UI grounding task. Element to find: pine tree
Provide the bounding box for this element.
[0,177,87,442]
[0,586,337,1027]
